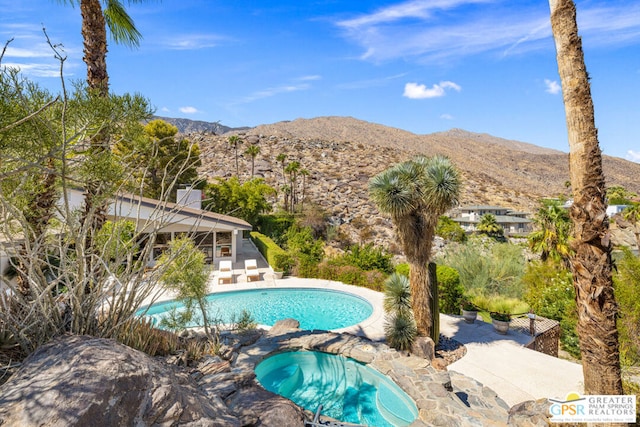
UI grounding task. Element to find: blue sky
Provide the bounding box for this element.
[1,0,639,162]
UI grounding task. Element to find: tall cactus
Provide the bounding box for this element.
[428,262,440,346]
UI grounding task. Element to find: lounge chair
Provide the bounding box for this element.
[218,260,233,284]
[244,259,260,282]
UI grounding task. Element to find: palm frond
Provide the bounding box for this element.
[104,0,142,47]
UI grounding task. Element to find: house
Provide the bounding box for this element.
[67,187,252,265]
[606,205,628,217]
[452,205,532,236]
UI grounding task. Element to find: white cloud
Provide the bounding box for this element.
[544,79,561,94]
[1,62,64,78]
[337,73,407,90]
[627,150,640,163]
[165,34,227,50]
[160,107,170,113]
[403,81,461,99]
[233,76,317,105]
[179,106,199,114]
[440,113,454,120]
[298,75,322,81]
[334,1,640,64]
[337,0,493,29]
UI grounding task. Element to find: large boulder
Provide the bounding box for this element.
[0,335,240,427]
[225,385,306,426]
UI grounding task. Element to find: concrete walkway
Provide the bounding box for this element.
[440,314,584,407]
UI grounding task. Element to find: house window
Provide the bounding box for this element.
[216,232,232,258]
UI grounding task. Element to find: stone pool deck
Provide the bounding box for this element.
[205,321,513,426]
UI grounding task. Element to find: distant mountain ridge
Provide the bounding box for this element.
[151,116,249,135]
[182,115,640,248]
[174,115,640,205]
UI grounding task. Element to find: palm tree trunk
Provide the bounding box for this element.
[235,146,239,177]
[549,0,623,398]
[80,0,109,95]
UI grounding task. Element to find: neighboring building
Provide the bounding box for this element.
[565,200,629,218]
[606,205,628,217]
[452,205,532,236]
[67,187,252,266]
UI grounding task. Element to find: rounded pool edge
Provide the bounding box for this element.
[211,279,386,340]
[139,278,386,340]
[138,282,379,332]
[255,350,419,427]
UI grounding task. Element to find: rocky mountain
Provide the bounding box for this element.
[184,116,640,250]
[151,115,249,135]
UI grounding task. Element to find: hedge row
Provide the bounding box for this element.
[249,232,293,273]
[316,262,387,292]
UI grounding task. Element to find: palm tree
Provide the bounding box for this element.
[285,161,300,212]
[227,135,241,177]
[549,0,623,397]
[476,213,503,238]
[369,155,460,340]
[60,0,145,275]
[528,202,572,264]
[244,144,260,178]
[60,0,143,95]
[299,168,309,211]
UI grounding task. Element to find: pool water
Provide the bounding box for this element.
[255,351,418,427]
[139,288,373,330]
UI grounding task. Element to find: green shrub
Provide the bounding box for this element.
[436,216,467,243]
[395,263,410,277]
[233,310,257,332]
[255,213,295,243]
[293,254,320,278]
[250,231,291,273]
[341,244,394,274]
[437,265,465,314]
[363,270,387,291]
[439,237,525,298]
[471,294,529,319]
[522,260,579,357]
[284,226,324,262]
[316,262,387,291]
[614,248,640,367]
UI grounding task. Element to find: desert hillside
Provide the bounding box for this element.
[184,116,640,249]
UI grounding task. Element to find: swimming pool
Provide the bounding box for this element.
[255,351,418,427]
[139,288,373,330]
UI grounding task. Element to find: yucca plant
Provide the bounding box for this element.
[383,273,418,351]
[383,273,412,316]
[384,313,417,352]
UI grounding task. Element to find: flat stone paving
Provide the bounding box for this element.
[209,324,512,427]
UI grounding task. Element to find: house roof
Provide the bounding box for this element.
[68,188,252,233]
[459,205,509,211]
[453,215,531,224]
